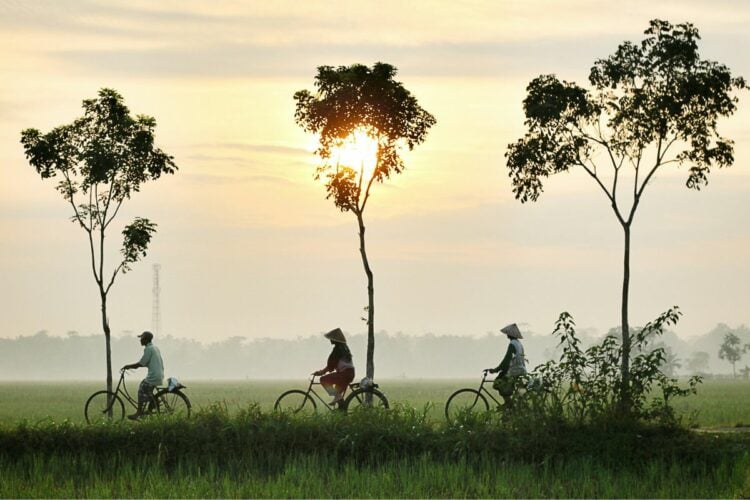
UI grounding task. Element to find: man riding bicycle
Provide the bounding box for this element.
[121,331,164,420]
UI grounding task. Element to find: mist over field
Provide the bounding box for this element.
[2,323,747,380]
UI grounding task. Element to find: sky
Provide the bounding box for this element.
[1,0,749,344]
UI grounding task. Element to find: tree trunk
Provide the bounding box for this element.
[620,223,632,409]
[100,291,113,417]
[356,212,375,381]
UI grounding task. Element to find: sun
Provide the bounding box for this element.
[332,129,378,182]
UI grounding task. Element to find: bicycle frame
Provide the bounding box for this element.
[112,371,140,409]
[107,370,163,412]
[303,375,357,410]
[476,370,505,407]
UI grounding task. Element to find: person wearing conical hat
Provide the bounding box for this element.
[313,328,355,406]
[486,323,527,408]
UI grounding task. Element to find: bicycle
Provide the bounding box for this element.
[274,374,389,414]
[444,369,508,423]
[84,369,191,424]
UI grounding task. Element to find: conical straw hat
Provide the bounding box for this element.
[324,328,347,344]
[500,323,523,339]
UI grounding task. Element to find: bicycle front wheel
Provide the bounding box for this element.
[152,389,192,418]
[344,388,389,412]
[444,388,489,423]
[274,390,317,415]
[85,391,125,424]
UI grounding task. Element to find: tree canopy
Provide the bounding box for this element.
[507,19,746,210]
[294,62,436,214]
[21,88,176,290]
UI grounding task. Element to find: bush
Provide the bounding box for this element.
[1,403,746,470]
[511,307,702,427]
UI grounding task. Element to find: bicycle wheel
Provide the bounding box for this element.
[85,391,125,424]
[344,388,389,412]
[444,388,489,423]
[151,389,192,418]
[274,390,317,414]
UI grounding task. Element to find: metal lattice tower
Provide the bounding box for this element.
[151,264,161,335]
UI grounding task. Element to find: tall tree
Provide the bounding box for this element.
[294,63,435,380]
[718,332,743,378]
[21,88,177,399]
[505,20,745,405]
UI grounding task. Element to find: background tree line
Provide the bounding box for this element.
[1,323,747,380]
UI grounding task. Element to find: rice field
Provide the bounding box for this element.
[1,377,749,427]
[1,378,749,497]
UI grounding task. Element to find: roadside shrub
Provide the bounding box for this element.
[513,307,702,427]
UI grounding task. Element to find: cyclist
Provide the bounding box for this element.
[121,331,164,420]
[312,328,355,406]
[487,323,527,408]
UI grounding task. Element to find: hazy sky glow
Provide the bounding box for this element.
[1,0,749,344]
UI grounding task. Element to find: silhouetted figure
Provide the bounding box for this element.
[487,323,527,408]
[313,328,355,406]
[122,331,164,420]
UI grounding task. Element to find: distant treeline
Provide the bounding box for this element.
[0,324,748,380]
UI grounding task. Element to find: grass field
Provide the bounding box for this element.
[1,377,749,427]
[1,453,747,498]
[1,378,749,497]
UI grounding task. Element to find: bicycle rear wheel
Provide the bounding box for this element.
[344,388,389,412]
[84,391,125,424]
[152,389,192,418]
[444,388,489,423]
[274,390,317,415]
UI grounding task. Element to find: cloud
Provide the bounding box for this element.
[185,154,247,164]
[6,0,750,79]
[181,143,311,176]
[8,0,750,48]
[0,0,341,38]
[203,142,308,156]
[49,38,612,79]
[182,173,295,185]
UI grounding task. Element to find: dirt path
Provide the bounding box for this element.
[693,426,750,434]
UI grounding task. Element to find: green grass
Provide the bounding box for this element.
[0,405,749,498]
[1,452,748,498]
[1,378,749,427]
[671,378,750,427]
[2,378,749,497]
